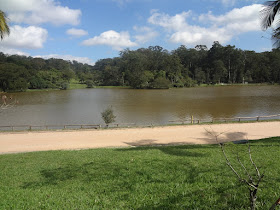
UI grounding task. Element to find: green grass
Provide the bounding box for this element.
[95,86,131,89]
[197,83,279,88]
[69,79,87,90]
[0,137,280,209]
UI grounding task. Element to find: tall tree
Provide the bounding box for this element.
[261,1,280,48]
[0,10,10,40]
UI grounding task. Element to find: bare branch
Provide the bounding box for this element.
[247,141,262,179]
[205,127,266,209]
[205,128,244,182]
[0,94,18,112]
[237,152,253,183]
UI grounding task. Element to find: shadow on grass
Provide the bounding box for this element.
[202,130,248,143]
[118,140,213,157]
[22,165,83,188]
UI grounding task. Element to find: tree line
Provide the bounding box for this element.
[1,42,280,91]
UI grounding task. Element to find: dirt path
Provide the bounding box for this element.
[0,121,279,154]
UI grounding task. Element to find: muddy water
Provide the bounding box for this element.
[1,86,279,126]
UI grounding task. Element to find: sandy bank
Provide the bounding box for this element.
[0,121,279,154]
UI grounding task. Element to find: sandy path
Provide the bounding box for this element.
[0,121,279,154]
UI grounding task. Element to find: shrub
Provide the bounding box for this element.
[86,80,94,88]
[184,76,196,87]
[60,82,69,90]
[101,106,116,126]
[150,77,170,89]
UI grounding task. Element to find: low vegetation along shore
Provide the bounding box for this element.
[0,137,279,209]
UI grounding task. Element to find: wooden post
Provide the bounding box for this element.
[239,118,241,122]
[198,120,200,124]
[29,126,32,131]
[191,115,193,124]
[257,116,259,121]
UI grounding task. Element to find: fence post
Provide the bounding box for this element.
[257,116,259,121]
[198,120,200,124]
[191,115,193,124]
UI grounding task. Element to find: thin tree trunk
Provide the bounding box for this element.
[250,189,257,210]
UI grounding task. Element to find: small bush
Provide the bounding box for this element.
[150,77,170,89]
[184,76,196,87]
[101,106,116,126]
[86,80,94,88]
[60,82,69,90]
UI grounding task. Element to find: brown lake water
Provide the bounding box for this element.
[0,85,280,126]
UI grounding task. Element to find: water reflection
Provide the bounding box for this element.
[1,86,280,126]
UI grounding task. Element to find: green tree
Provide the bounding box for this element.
[101,106,116,127]
[150,77,170,89]
[0,10,10,40]
[212,60,227,84]
[261,0,280,48]
[85,80,94,88]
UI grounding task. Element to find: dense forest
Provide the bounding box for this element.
[1,41,280,92]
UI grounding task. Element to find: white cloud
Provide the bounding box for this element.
[0,47,29,56]
[133,26,158,43]
[82,30,137,50]
[148,11,191,32]
[1,0,81,26]
[66,28,88,37]
[35,54,95,65]
[199,4,262,31]
[1,25,48,49]
[148,4,263,47]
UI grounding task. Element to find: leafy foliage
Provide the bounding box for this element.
[1,43,280,92]
[261,0,280,48]
[101,106,116,125]
[0,10,9,40]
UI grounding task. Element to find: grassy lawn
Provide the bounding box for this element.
[0,138,280,209]
[69,80,87,90]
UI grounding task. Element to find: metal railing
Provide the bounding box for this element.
[0,114,279,132]
[169,114,280,125]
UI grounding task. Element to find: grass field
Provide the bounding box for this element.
[0,137,279,209]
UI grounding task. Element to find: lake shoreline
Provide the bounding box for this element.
[1,82,278,93]
[1,121,279,154]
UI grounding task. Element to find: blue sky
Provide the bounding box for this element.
[0,0,273,65]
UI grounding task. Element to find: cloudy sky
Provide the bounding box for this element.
[0,0,273,65]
